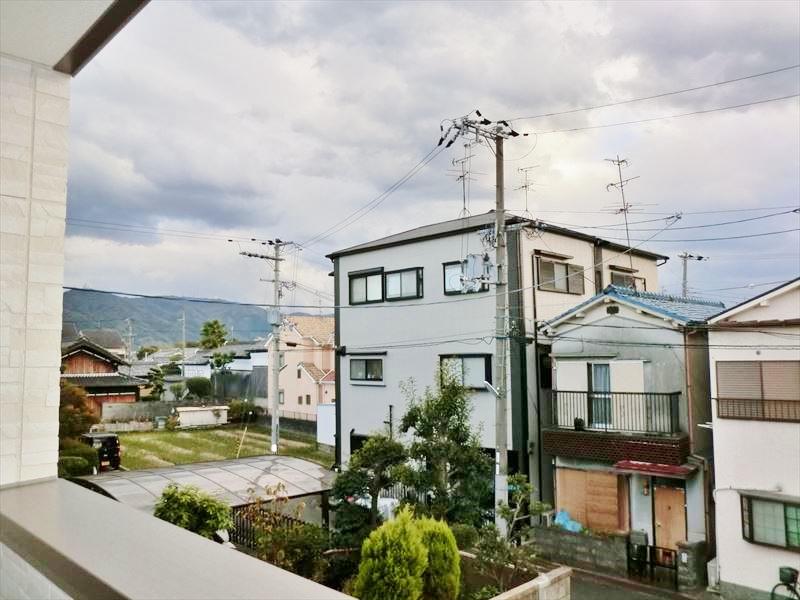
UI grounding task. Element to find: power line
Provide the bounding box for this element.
[524,93,800,135]
[507,205,799,216]
[589,227,799,243]
[506,64,800,122]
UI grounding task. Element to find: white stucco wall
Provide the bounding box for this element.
[176,406,229,428]
[710,296,800,595]
[183,363,211,379]
[337,229,502,462]
[1,55,71,485]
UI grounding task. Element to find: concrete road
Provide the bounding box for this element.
[572,571,685,600]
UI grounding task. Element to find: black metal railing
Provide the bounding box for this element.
[716,398,800,422]
[550,390,681,434]
[230,505,306,550]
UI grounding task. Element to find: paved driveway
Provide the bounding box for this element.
[571,571,683,600]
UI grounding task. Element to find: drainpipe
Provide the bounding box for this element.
[532,255,544,501]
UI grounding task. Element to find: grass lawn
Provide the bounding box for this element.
[118,425,333,470]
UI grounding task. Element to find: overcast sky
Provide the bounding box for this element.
[64,0,800,311]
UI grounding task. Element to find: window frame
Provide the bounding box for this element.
[439,354,492,390]
[349,358,384,383]
[741,494,800,553]
[384,267,424,301]
[610,270,646,291]
[348,268,384,305]
[306,394,311,405]
[537,257,585,295]
[442,261,488,296]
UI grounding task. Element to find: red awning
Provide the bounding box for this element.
[613,460,697,479]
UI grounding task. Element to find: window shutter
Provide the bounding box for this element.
[716,361,761,399]
[567,264,585,294]
[539,260,555,290]
[762,361,800,400]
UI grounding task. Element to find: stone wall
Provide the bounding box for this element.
[492,566,571,600]
[677,540,707,592]
[531,525,629,577]
[1,55,71,485]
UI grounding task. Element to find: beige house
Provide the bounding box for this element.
[271,316,335,422]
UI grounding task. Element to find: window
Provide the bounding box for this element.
[588,363,612,428]
[278,352,286,368]
[539,259,585,294]
[440,354,491,389]
[716,361,800,421]
[297,367,301,379]
[297,395,302,405]
[349,269,383,304]
[385,268,423,300]
[610,271,646,291]
[278,391,284,405]
[741,495,800,551]
[443,261,487,295]
[306,394,311,405]
[350,358,383,382]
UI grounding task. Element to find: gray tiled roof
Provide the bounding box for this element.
[61,373,146,388]
[81,328,126,350]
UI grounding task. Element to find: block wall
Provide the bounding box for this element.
[1,54,70,485]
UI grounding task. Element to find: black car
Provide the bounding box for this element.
[81,432,121,471]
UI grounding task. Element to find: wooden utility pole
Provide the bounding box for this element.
[240,241,292,455]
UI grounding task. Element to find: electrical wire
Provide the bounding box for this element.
[505,64,800,122]
[524,93,800,135]
[585,227,799,243]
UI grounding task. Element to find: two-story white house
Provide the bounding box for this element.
[708,278,800,600]
[328,211,667,503]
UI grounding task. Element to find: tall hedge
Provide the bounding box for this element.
[417,517,460,600]
[154,484,233,539]
[353,507,428,600]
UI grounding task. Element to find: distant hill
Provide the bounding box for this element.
[62,289,307,348]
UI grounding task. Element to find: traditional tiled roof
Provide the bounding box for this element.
[62,337,128,366]
[300,362,326,382]
[81,328,126,350]
[547,285,726,327]
[321,369,335,383]
[61,373,146,389]
[286,316,334,345]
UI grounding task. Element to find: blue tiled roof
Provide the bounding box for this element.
[547,285,725,326]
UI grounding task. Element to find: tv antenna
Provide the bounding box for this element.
[606,156,640,269]
[515,165,539,220]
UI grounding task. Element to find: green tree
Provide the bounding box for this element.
[346,434,406,527]
[186,376,213,398]
[399,366,492,525]
[353,507,428,600]
[146,366,165,400]
[211,352,234,400]
[416,517,460,600]
[154,483,233,539]
[136,345,159,360]
[169,382,186,400]
[473,474,549,592]
[58,381,99,440]
[200,319,227,350]
[162,359,181,376]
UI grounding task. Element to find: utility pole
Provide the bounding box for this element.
[126,319,134,361]
[178,310,186,377]
[605,156,640,270]
[444,111,520,532]
[239,240,294,455]
[678,252,709,297]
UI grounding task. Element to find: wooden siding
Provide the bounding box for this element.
[62,351,115,375]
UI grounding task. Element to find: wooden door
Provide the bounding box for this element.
[654,485,687,550]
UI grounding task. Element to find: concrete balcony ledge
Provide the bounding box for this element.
[0,478,351,600]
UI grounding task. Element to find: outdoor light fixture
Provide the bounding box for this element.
[642,480,650,496]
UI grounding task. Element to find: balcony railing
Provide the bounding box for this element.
[716,398,800,422]
[549,390,681,435]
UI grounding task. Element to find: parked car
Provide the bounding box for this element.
[81,432,121,471]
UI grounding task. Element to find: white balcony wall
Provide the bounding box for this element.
[1,55,71,485]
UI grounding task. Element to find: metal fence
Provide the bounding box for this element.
[550,390,681,434]
[378,482,428,504]
[230,505,306,550]
[716,398,800,422]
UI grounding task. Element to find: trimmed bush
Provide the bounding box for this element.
[59,439,99,471]
[228,399,264,423]
[417,517,460,600]
[58,456,92,477]
[450,523,478,551]
[186,377,213,398]
[354,507,428,600]
[154,483,233,538]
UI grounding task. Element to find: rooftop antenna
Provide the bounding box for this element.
[516,165,539,220]
[606,155,640,270]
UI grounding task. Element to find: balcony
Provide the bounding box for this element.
[542,391,689,466]
[549,390,681,435]
[716,397,800,422]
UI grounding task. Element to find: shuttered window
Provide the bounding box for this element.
[717,361,800,422]
[716,361,762,399]
[539,259,585,295]
[763,362,800,400]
